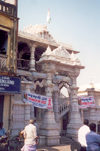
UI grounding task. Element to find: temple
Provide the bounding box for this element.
[1,0,100,146]
[12,24,84,145]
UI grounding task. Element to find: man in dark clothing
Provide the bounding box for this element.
[86,123,100,151]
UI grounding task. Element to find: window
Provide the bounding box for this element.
[0,30,8,55]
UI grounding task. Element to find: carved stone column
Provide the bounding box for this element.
[53,86,61,135]
[67,68,82,140]
[52,77,60,126]
[89,107,96,123]
[53,87,59,123]
[24,82,33,126]
[29,43,37,71]
[39,63,60,146]
[30,87,35,119]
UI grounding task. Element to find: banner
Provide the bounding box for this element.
[78,96,95,108]
[23,91,52,109]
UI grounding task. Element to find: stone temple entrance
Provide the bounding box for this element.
[12,24,84,146]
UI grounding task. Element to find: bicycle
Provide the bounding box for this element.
[68,136,81,151]
[8,134,40,151]
[0,135,9,151]
[8,135,24,151]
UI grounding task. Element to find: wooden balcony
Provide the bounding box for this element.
[0,0,17,17]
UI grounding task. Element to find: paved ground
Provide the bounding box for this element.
[37,144,71,151]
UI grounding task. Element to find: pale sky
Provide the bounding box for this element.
[18,0,100,87]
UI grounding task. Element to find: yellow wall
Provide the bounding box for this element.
[0,13,13,29]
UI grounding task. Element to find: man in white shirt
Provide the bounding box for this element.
[21,119,37,151]
[78,119,90,151]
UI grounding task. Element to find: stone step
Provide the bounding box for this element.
[60,136,74,145]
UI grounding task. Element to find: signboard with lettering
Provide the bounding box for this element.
[0,76,21,94]
[78,96,95,108]
[23,91,53,109]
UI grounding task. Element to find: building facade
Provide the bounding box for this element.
[0,0,20,133]
[78,84,100,134]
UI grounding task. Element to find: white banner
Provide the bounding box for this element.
[23,91,53,109]
[78,96,95,108]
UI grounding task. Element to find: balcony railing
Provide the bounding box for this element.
[59,98,70,118]
[0,54,7,69]
[0,0,17,17]
[17,58,30,70]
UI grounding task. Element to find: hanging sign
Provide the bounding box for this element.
[78,96,95,108]
[0,75,21,94]
[23,91,53,109]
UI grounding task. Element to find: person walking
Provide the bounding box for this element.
[21,119,37,151]
[86,123,100,151]
[78,119,90,151]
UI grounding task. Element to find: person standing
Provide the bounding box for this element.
[86,123,100,151]
[34,119,38,135]
[78,119,90,151]
[34,119,39,146]
[21,119,37,151]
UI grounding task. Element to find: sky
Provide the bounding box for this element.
[18,0,100,88]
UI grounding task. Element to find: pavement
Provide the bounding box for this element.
[37,144,71,151]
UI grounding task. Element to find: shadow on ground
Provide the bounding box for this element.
[37,144,71,151]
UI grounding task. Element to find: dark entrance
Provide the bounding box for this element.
[0,95,4,122]
[63,112,69,130]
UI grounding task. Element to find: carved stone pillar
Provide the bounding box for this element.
[53,88,59,123]
[53,86,61,135]
[89,107,96,123]
[67,69,82,140]
[24,82,33,126]
[29,43,37,71]
[52,78,60,124]
[39,63,60,146]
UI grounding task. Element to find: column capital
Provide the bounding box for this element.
[42,62,56,73]
[28,42,38,49]
[53,84,59,92]
[68,68,80,78]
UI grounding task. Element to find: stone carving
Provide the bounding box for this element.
[23,24,56,43]
[24,24,47,34]
[21,76,28,81]
[33,79,46,90]
[38,46,82,67]
[71,89,78,96]
[72,103,78,111]
[28,42,37,49]
[71,52,81,65]
[41,45,70,59]
[68,68,80,77]
[13,105,24,122]
[52,45,70,59]
[42,63,56,73]
[63,83,71,94]
[57,41,73,49]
